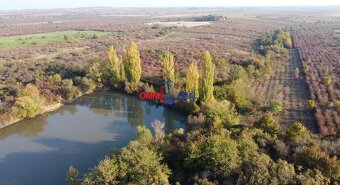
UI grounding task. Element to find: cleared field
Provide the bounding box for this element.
[0,31,112,50]
[146,21,211,28]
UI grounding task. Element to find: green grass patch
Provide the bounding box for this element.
[0,31,112,50]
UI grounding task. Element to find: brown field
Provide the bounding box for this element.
[292,28,340,136]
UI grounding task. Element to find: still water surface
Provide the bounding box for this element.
[0,92,186,185]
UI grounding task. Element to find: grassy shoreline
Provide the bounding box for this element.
[0,102,63,129]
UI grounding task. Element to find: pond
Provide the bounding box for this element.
[0,92,186,185]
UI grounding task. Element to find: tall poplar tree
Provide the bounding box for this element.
[200,51,215,102]
[186,62,200,99]
[162,52,175,93]
[108,46,122,84]
[119,56,126,81]
[124,41,142,83]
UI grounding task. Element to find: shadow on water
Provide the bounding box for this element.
[0,91,186,185]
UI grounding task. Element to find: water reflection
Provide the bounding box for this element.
[0,114,48,140]
[0,91,185,185]
[164,108,175,133]
[126,97,144,127]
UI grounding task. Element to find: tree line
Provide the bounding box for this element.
[66,36,340,185]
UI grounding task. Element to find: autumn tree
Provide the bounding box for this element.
[162,52,175,93]
[200,51,215,102]
[186,62,200,99]
[124,41,142,83]
[12,84,45,119]
[108,46,125,84]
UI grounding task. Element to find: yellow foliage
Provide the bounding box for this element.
[186,62,200,99]
[124,41,142,83]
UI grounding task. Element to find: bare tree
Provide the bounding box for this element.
[151,120,165,141]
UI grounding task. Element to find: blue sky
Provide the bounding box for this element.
[1,0,340,10]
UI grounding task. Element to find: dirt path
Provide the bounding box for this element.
[280,49,318,132]
[249,49,318,132]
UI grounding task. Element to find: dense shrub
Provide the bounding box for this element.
[74,77,96,93]
[214,79,258,112]
[11,84,45,119]
[322,76,332,85]
[12,96,45,118]
[229,64,248,82]
[268,100,284,113]
[62,79,80,100]
[255,114,280,136]
[187,113,206,130]
[285,122,310,140]
[186,129,240,176]
[48,74,62,83]
[202,99,240,127]
[238,154,295,185]
[124,82,145,94]
[293,146,340,182]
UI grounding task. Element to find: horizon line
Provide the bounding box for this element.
[1,5,340,11]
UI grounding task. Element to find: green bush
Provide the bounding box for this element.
[335,101,340,112]
[296,169,330,185]
[12,84,45,119]
[49,74,62,83]
[322,76,332,85]
[268,100,284,113]
[255,114,280,136]
[238,154,295,185]
[136,125,152,144]
[202,99,240,128]
[214,80,256,112]
[66,166,80,185]
[285,122,310,140]
[229,64,248,81]
[293,146,340,181]
[308,100,315,109]
[62,79,80,100]
[82,140,171,185]
[12,95,45,119]
[75,77,96,93]
[186,129,240,175]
